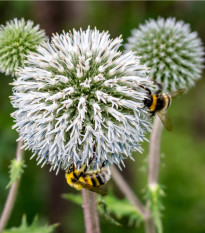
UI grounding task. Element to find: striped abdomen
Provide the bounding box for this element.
[81,168,111,187]
[146,94,171,112]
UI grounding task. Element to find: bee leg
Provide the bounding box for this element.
[85,144,97,171]
[80,151,96,174]
[101,160,107,168]
[84,156,95,173]
[88,156,95,165]
[73,169,79,180]
[138,84,152,95]
[76,144,97,179]
[72,162,86,179]
[150,111,155,117]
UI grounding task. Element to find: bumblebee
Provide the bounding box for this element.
[140,83,185,131]
[65,161,111,195]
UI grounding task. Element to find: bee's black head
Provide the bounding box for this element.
[143,96,152,108]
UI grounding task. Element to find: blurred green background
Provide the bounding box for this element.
[0,1,205,233]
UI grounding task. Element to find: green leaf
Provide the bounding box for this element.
[98,192,143,227]
[2,215,58,233]
[98,199,122,226]
[146,184,165,233]
[63,191,143,227]
[63,192,121,226]
[6,159,25,188]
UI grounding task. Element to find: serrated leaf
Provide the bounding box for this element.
[63,191,143,227]
[98,199,122,226]
[99,192,143,227]
[146,184,165,233]
[2,215,58,233]
[62,193,83,205]
[6,159,25,188]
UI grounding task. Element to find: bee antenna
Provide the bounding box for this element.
[151,80,163,93]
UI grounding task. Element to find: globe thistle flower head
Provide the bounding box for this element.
[0,18,47,76]
[11,27,154,173]
[125,17,204,92]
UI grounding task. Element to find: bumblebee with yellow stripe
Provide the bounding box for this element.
[65,160,111,195]
[140,82,185,131]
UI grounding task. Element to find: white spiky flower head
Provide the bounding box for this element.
[125,17,204,92]
[11,27,154,173]
[0,18,47,76]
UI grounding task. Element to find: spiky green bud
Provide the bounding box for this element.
[125,17,204,92]
[0,18,47,76]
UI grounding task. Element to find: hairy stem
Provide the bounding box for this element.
[0,140,24,233]
[111,166,148,218]
[82,189,100,233]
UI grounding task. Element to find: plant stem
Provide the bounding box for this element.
[111,116,163,233]
[111,166,148,218]
[0,140,24,233]
[82,189,100,233]
[144,218,157,233]
[148,115,163,185]
[144,115,163,233]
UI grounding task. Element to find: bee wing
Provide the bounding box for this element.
[157,111,173,131]
[75,180,107,196]
[170,88,185,100]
